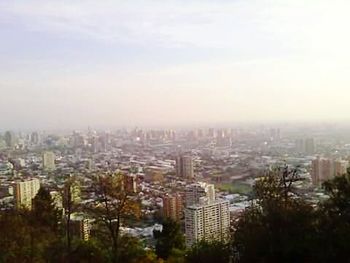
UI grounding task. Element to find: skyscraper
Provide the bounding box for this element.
[30,132,40,145]
[14,178,40,209]
[295,138,316,155]
[185,182,215,206]
[176,155,194,179]
[43,151,56,171]
[162,193,183,221]
[185,199,230,247]
[305,138,315,155]
[4,131,16,148]
[311,158,349,185]
[311,157,332,185]
[334,159,349,177]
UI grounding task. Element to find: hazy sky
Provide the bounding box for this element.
[1,0,350,129]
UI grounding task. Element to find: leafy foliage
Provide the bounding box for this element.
[154,218,185,260]
[185,240,231,263]
[4,167,350,262]
[0,209,32,262]
[87,173,140,262]
[233,166,318,263]
[315,171,350,262]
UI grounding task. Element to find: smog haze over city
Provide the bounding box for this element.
[1,0,350,129]
[3,1,350,263]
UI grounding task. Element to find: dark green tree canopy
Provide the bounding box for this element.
[154,218,185,260]
[233,166,318,263]
[32,187,61,233]
[185,240,231,263]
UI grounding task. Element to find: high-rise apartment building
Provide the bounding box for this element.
[30,132,40,145]
[295,138,316,155]
[295,139,304,153]
[162,193,183,221]
[70,213,91,241]
[4,131,16,148]
[14,178,40,209]
[185,200,230,247]
[305,138,315,155]
[311,158,349,185]
[176,155,194,179]
[63,179,81,209]
[334,160,349,176]
[216,132,232,148]
[311,157,332,185]
[43,151,56,171]
[185,182,215,206]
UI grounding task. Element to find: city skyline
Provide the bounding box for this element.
[1,0,350,129]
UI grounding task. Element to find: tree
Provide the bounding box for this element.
[117,235,160,263]
[233,166,317,263]
[63,175,81,256]
[69,240,107,263]
[88,173,140,262]
[185,240,231,263]
[316,171,350,262]
[29,187,62,261]
[0,209,32,262]
[0,189,65,263]
[32,187,61,234]
[153,218,185,260]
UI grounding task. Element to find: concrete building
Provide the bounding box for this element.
[124,174,138,193]
[14,178,40,209]
[4,131,16,148]
[295,138,316,155]
[50,191,63,211]
[334,159,349,176]
[185,182,215,206]
[0,161,13,176]
[43,151,56,171]
[216,136,232,148]
[30,132,40,145]
[144,166,165,183]
[305,138,315,155]
[162,193,183,221]
[185,200,230,247]
[311,157,332,185]
[176,155,194,179]
[71,213,91,241]
[311,158,349,185]
[63,180,81,209]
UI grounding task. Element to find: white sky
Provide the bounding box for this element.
[1,0,350,129]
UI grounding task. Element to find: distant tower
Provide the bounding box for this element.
[295,139,304,153]
[305,138,315,155]
[311,157,332,185]
[43,151,56,171]
[162,194,183,221]
[334,159,349,176]
[30,132,40,145]
[311,158,348,185]
[176,155,194,179]
[4,131,16,148]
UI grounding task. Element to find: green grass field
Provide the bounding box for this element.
[217,182,252,194]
